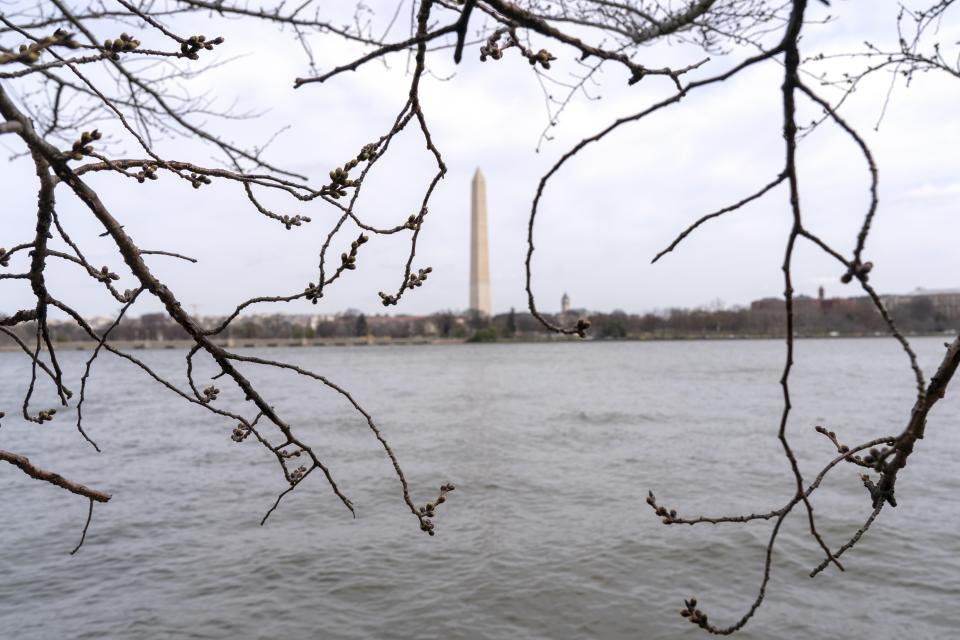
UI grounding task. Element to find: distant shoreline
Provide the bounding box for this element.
[1,332,952,353]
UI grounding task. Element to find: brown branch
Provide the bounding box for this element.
[453,0,477,63]
[70,498,95,554]
[139,250,198,263]
[294,21,460,87]
[74,289,144,451]
[0,326,72,396]
[0,309,38,326]
[0,449,111,502]
[652,172,787,264]
[874,336,960,504]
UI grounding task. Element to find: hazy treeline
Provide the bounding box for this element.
[567,294,959,340]
[3,293,957,344]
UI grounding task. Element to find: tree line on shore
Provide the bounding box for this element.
[3,292,956,344]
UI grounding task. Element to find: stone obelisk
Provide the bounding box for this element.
[470,169,492,316]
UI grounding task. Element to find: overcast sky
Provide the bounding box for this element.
[3,1,959,319]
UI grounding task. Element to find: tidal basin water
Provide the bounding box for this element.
[1,338,959,639]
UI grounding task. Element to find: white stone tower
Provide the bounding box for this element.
[470,168,492,316]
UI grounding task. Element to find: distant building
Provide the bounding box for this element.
[309,314,335,330]
[883,287,960,315]
[469,169,492,317]
[750,297,782,312]
[561,292,570,314]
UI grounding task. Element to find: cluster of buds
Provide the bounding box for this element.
[814,424,850,454]
[418,483,455,536]
[841,260,873,284]
[67,129,101,161]
[180,35,223,60]
[575,318,591,338]
[680,598,709,629]
[52,28,80,49]
[280,448,302,459]
[37,408,57,423]
[479,29,555,69]
[525,48,556,69]
[102,32,140,58]
[0,248,10,268]
[95,265,119,283]
[378,291,398,307]
[646,491,678,524]
[1,29,78,65]
[231,423,251,443]
[327,163,357,199]
[288,465,307,484]
[480,30,507,61]
[322,144,376,199]
[404,214,420,230]
[357,143,377,162]
[340,233,368,270]
[304,282,322,304]
[187,172,212,189]
[135,163,158,183]
[202,385,219,402]
[280,214,310,230]
[13,43,42,64]
[816,426,897,472]
[406,267,432,290]
[862,446,892,473]
[120,288,137,302]
[861,473,897,508]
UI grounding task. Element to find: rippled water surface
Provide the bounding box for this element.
[1,338,959,639]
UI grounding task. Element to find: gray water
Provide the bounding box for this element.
[1,338,958,640]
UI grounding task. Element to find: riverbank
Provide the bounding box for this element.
[1,331,953,352]
[0,336,466,352]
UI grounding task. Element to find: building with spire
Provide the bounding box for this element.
[469,169,492,316]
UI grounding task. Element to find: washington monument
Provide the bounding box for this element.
[470,168,492,316]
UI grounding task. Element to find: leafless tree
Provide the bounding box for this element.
[2,0,958,634]
[0,0,460,556]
